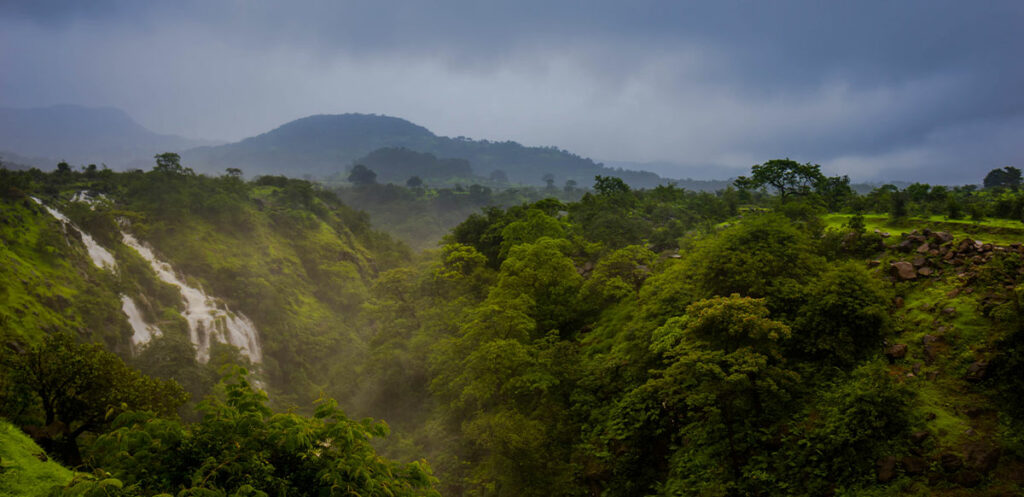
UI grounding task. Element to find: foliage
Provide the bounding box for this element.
[79,369,439,497]
[734,159,825,198]
[0,333,186,465]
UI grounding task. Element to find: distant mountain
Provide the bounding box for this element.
[0,105,213,169]
[183,113,670,188]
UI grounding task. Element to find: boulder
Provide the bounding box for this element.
[940,453,963,473]
[917,243,931,254]
[965,360,988,382]
[877,456,897,482]
[891,261,917,280]
[933,231,954,243]
[918,267,934,277]
[912,256,927,267]
[966,444,1000,473]
[901,456,927,475]
[885,344,908,361]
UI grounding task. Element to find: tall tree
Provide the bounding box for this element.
[734,159,824,198]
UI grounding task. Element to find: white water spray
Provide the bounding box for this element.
[32,196,118,270]
[121,295,161,346]
[120,232,263,364]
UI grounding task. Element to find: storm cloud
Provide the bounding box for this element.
[1,0,1021,183]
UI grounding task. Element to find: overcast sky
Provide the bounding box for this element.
[1,1,1021,182]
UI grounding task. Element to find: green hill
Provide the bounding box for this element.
[0,421,73,497]
[183,113,669,187]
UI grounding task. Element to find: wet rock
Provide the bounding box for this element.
[901,456,927,475]
[885,344,908,361]
[966,444,1000,473]
[891,261,917,280]
[940,453,963,472]
[965,360,988,382]
[877,456,897,482]
[953,470,983,487]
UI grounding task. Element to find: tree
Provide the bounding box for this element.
[984,166,1022,190]
[645,295,799,492]
[542,173,556,189]
[406,175,424,188]
[225,167,243,178]
[489,169,509,183]
[734,159,825,198]
[349,164,378,186]
[0,333,186,465]
[594,175,631,196]
[82,369,440,496]
[153,153,192,175]
[564,179,577,192]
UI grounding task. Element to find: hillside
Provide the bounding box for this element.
[0,161,408,409]
[0,421,73,497]
[183,113,670,187]
[0,105,210,169]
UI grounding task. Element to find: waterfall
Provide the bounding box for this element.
[121,295,161,346]
[31,196,262,365]
[31,196,117,270]
[120,232,263,364]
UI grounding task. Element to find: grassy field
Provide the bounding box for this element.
[0,421,73,496]
[824,214,1024,245]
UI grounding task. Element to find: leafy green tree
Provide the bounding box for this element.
[406,175,424,188]
[984,166,1022,190]
[645,295,799,493]
[791,263,892,367]
[0,332,186,465]
[593,175,630,196]
[81,369,440,497]
[815,174,853,211]
[734,159,824,198]
[348,164,378,186]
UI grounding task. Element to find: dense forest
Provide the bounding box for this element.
[3,157,1024,496]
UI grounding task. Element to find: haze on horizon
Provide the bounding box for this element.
[1,0,1021,184]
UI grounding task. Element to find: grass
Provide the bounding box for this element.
[824,214,1024,245]
[0,421,73,496]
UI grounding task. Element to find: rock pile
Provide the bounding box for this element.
[887,229,1022,281]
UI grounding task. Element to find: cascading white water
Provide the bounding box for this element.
[33,196,160,348]
[121,295,161,346]
[31,196,118,270]
[120,232,263,364]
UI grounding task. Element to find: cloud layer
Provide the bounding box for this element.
[2,1,1021,183]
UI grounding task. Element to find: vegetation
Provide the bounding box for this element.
[2,157,1024,496]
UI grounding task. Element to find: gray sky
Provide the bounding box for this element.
[1,0,1021,183]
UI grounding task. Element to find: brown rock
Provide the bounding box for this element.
[965,360,988,382]
[917,243,931,254]
[912,256,927,267]
[934,231,954,243]
[953,470,983,487]
[941,307,956,317]
[894,297,904,308]
[940,453,963,472]
[868,260,881,267]
[877,455,897,482]
[966,444,1000,473]
[910,430,929,445]
[902,456,927,475]
[918,267,934,276]
[891,261,917,280]
[885,343,908,361]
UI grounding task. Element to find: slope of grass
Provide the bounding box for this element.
[825,214,1024,245]
[0,421,73,496]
